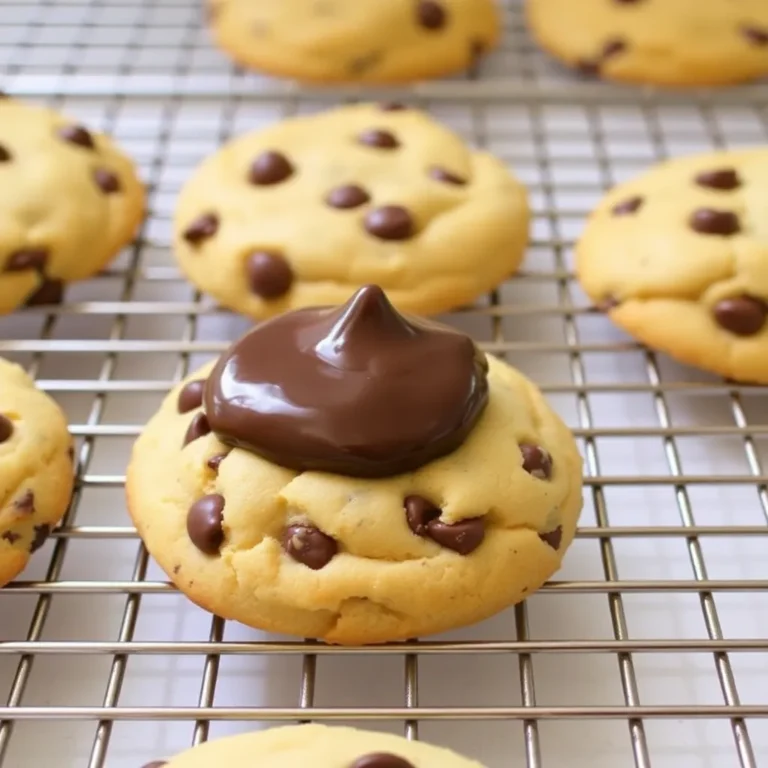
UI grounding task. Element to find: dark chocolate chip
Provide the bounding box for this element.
[1,531,20,545]
[469,39,486,77]
[172,565,181,574]
[713,296,768,337]
[357,129,400,150]
[351,754,416,768]
[177,379,206,414]
[539,526,563,551]
[364,205,415,241]
[521,444,553,480]
[0,415,13,443]
[206,452,228,473]
[405,495,441,536]
[689,208,741,236]
[427,517,485,555]
[4,248,48,273]
[602,38,627,58]
[595,295,620,313]
[612,196,643,216]
[326,184,371,210]
[184,213,219,245]
[68,444,75,461]
[283,524,338,570]
[742,25,768,46]
[429,166,467,186]
[576,58,601,76]
[694,168,741,191]
[187,494,225,555]
[93,168,121,194]
[380,102,407,112]
[248,150,294,185]
[0,144,11,162]
[30,524,50,553]
[14,490,34,514]
[57,124,95,149]
[183,413,211,447]
[416,0,447,30]
[25,279,64,307]
[246,251,294,299]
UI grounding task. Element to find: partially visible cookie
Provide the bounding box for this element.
[0,98,145,314]
[577,148,768,383]
[144,724,486,768]
[0,358,74,586]
[207,0,500,83]
[174,103,529,320]
[526,0,768,87]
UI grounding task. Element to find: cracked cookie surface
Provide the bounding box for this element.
[127,353,582,645]
[577,148,768,383]
[207,0,500,83]
[173,103,529,320]
[0,98,145,314]
[0,358,74,587]
[526,0,768,87]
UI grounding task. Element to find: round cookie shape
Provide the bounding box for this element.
[127,287,583,645]
[173,103,530,320]
[0,98,145,315]
[577,148,768,383]
[0,358,74,587]
[525,0,768,87]
[207,0,500,84]
[143,724,486,768]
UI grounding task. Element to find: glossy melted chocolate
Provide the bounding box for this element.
[204,285,489,478]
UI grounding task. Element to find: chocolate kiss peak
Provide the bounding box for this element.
[204,285,489,478]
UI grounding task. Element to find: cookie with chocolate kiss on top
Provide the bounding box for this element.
[127,286,583,644]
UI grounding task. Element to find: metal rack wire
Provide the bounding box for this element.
[0,0,767,766]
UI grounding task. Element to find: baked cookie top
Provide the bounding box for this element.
[147,724,485,768]
[207,0,501,83]
[174,103,529,320]
[577,148,768,382]
[526,0,768,86]
[0,97,145,314]
[0,357,74,587]
[127,287,583,645]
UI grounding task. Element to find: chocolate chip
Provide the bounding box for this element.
[689,208,741,236]
[326,184,371,209]
[57,124,95,149]
[25,279,63,307]
[248,150,294,185]
[713,296,768,336]
[30,524,50,553]
[184,213,219,245]
[416,0,447,30]
[364,205,415,241]
[183,413,211,447]
[1,531,20,545]
[539,526,563,551]
[695,168,741,191]
[283,524,338,570]
[348,51,383,76]
[93,168,121,194]
[0,144,11,162]
[0,415,13,443]
[742,25,768,46]
[405,495,441,536]
[380,102,407,112]
[206,452,228,473]
[595,295,620,313]
[521,444,553,480]
[351,754,416,768]
[427,517,485,555]
[68,444,75,462]
[14,491,34,514]
[4,248,48,273]
[469,39,486,77]
[577,58,601,76]
[246,251,294,300]
[357,129,400,149]
[187,494,225,555]
[177,379,206,414]
[612,196,643,216]
[602,38,627,58]
[429,166,467,186]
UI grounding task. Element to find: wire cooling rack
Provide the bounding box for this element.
[1,0,768,766]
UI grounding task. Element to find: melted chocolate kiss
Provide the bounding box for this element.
[204,285,489,478]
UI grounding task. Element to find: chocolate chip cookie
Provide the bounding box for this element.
[526,0,768,86]
[207,0,500,83]
[0,97,145,314]
[143,724,485,768]
[174,103,530,320]
[0,358,74,587]
[127,286,583,645]
[578,148,768,382]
